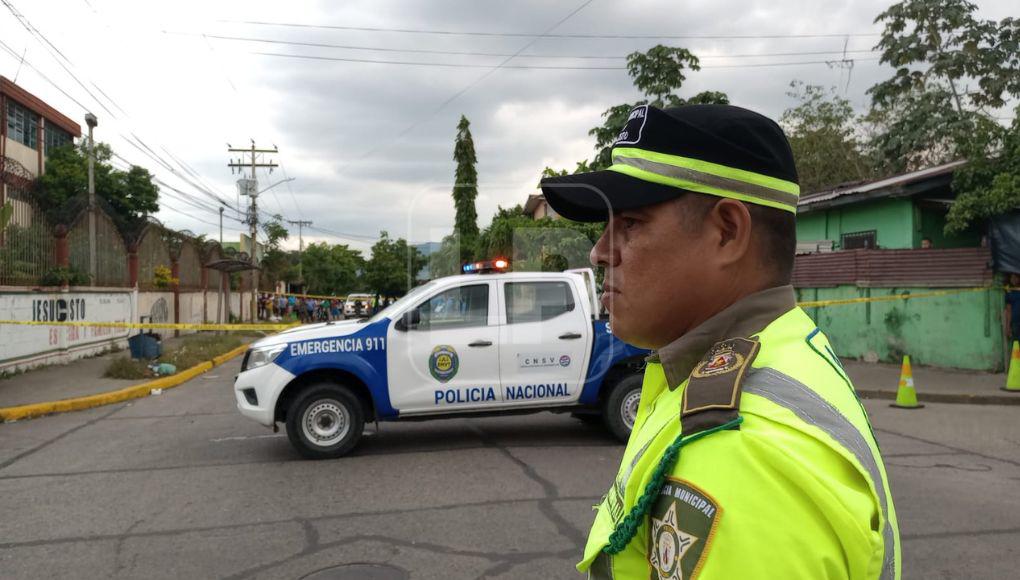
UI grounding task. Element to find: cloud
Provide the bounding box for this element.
[2,0,1013,254]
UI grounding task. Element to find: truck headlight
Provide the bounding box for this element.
[243,344,286,372]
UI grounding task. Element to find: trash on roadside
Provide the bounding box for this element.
[147,362,177,377]
[150,388,163,395]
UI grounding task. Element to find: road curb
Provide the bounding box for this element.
[0,343,250,422]
[858,389,1020,406]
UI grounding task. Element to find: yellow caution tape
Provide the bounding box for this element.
[0,286,999,330]
[796,286,992,308]
[0,320,298,331]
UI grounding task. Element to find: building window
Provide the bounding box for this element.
[842,230,877,250]
[6,100,38,149]
[44,123,73,154]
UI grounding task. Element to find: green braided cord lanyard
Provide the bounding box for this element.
[602,416,744,555]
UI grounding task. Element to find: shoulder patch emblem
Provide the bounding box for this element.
[691,347,744,378]
[648,478,721,580]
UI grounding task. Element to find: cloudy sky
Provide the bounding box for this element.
[1,0,1013,253]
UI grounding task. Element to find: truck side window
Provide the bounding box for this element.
[505,282,575,324]
[414,284,489,330]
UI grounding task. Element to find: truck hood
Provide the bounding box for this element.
[250,319,377,349]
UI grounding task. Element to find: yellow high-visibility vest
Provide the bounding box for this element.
[580,307,900,579]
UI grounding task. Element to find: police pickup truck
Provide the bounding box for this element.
[234,263,648,459]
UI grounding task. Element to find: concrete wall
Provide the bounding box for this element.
[136,291,174,326]
[0,289,135,374]
[0,288,258,375]
[797,285,1003,372]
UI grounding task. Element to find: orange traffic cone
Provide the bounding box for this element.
[1004,341,1020,392]
[891,355,924,409]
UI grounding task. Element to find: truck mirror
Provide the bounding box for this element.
[396,309,420,331]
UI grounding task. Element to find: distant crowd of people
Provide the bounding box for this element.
[257,293,394,323]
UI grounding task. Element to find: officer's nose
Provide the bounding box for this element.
[590,224,619,268]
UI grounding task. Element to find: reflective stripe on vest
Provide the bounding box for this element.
[743,367,897,580]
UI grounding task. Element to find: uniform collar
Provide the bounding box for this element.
[650,285,797,389]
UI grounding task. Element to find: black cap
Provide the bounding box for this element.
[540,104,800,222]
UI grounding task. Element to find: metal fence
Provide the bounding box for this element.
[0,185,55,286]
[68,208,129,287]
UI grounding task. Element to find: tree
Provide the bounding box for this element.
[945,118,1020,232]
[452,115,480,248]
[300,242,364,296]
[867,0,1019,171]
[780,82,875,193]
[259,217,293,289]
[476,205,604,273]
[365,231,426,298]
[35,142,159,229]
[580,45,729,172]
[867,0,1020,232]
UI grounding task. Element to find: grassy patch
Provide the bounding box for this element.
[161,334,244,370]
[103,357,149,380]
[103,333,248,380]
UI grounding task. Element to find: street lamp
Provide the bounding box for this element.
[85,113,98,283]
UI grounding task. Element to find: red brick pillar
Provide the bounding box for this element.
[201,267,208,323]
[171,258,180,338]
[53,225,70,270]
[127,244,139,288]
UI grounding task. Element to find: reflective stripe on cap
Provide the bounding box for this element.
[609,147,800,213]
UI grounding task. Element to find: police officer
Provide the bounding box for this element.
[541,104,900,579]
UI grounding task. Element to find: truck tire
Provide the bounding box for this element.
[602,373,643,443]
[286,383,364,459]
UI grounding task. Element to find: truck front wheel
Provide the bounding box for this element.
[286,383,365,459]
[602,374,642,443]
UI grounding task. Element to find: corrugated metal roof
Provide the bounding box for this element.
[798,160,966,208]
[793,247,992,288]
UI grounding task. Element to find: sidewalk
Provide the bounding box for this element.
[842,359,1020,405]
[0,335,252,410]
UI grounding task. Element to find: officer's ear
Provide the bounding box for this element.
[705,198,753,267]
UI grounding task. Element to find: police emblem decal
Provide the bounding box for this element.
[429,345,459,383]
[648,478,721,580]
[559,355,571,367]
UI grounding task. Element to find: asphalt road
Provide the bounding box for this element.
[0,356,1017,579]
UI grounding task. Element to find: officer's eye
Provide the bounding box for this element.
[619,217,639,230]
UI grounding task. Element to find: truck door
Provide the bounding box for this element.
[387,282,502,414]
[497,279,590,406]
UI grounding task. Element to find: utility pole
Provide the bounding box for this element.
[228,141,278,321]
[218,206,225,325]
[85,113,98,283]
[287,219,312,285]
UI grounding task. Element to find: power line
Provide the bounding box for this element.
[251,51,881,70]
[0,1,240,225]
[252,51,621,69]
[335,0,596,170]
[0,38,92,112]
[181,31,879,61]
[0,0,119,117]
[217,19,882,40]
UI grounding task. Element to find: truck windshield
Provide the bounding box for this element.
[367,281,439,323]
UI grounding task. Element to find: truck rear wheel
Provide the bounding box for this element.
[286,383,364,459]
[602,374,642,443]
